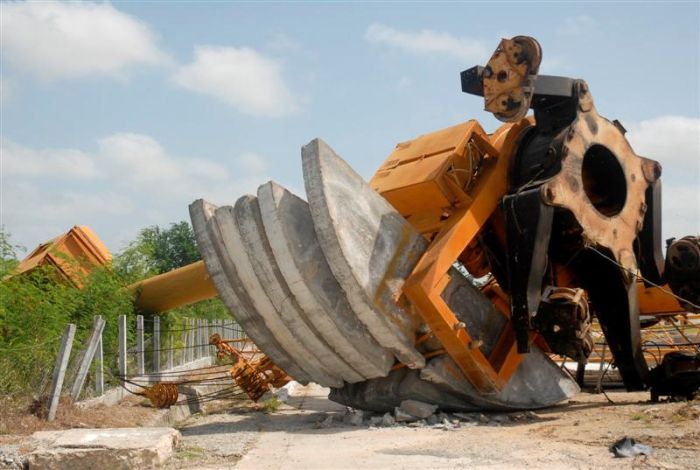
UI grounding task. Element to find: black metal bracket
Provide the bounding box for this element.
[503,188,554,353]
[636,179,665,285]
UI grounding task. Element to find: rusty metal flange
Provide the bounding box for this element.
[540,80,661,277]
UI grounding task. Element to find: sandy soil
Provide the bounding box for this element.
[171,383,700,470]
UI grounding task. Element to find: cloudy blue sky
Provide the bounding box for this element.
[1,1,698,253]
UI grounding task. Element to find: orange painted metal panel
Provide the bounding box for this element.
[11,225,111,286]
[130,260,219,313]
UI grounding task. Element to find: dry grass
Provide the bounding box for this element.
[0,394,161,437]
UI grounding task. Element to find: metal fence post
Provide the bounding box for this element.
[70,315,106,400]
[194,318,200,360]
[207,320,213,357]
[167,334,174,370]
[200,320,205,358]
[203,320,209,358]
[188,318,195,363]
[180,319,188,366]
[153,316,160,374]
[136,315,145,375]
[118,315,127,379]
[47,323,76,421]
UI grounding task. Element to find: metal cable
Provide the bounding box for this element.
[587,245,700,310]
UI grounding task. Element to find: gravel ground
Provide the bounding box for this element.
[170,383,700,469]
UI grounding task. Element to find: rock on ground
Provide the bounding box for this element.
[399,400,438,419]
[27,427,180,469]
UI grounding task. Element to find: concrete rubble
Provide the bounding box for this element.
[314,404,542,431]
[26,427,180,469]
[399,400,438,419]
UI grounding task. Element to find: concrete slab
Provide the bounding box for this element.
[258,181,394,380]
[189,200,310,383]
[28,427,180,469]
[215,203,342,387]
[302,138,425,368]
[232,195,357,384]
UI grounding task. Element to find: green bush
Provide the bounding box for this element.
[0,223,233,401]
[0,262,136,397]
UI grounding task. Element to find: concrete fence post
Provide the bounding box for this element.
[136,315,145,375]
[153,316,160,375]
[118,315,127,379]
[94,326,104,396]
[47,323,76,421]
[70,315,106,400]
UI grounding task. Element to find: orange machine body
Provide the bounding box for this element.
[369,118,687,393]
[11,225,111,287]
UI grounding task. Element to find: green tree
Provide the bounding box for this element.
[0,228,24,277]
[115,221,200,280]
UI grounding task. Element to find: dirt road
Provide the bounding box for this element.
[169,383,699,469]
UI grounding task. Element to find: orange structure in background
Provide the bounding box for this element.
[11,225,111,287]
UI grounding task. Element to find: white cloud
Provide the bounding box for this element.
[626,116,700,239]
[1,138,100,179]
[236,152,269,174]
[557,15,597,36]
[1,134,275,250]
[0,0,168,80]
[625,116,700,168]
[173,46,299,117]
[364,23,489,62]
[0,78,13,103]
[96,133,182,183]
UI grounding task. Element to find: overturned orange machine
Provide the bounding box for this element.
[135,36,699,410]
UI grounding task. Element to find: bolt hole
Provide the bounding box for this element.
[497,71,508,82]
[582,144,627,217]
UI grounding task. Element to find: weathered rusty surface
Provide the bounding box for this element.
[483,36,542,122]
[540,81,661,278]
[138,383,179,408]
[210,333,290,402]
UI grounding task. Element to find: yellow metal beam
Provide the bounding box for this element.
[130,260,218,313]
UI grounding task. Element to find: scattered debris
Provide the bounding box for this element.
[610,436,654,458]
[343,409,365,426]
[491,414,510,424]
[380,412,396,427]
[393,407,418,423]
[399,400,437,419]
